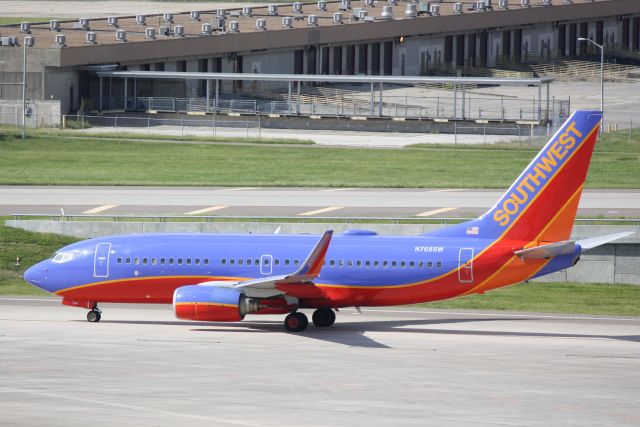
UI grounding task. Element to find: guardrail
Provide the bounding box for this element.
[9,214,640,226]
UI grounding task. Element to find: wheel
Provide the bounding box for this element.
[87,310,101,323]
[312,308,335,328]
[284,312,308,332]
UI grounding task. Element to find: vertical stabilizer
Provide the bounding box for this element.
[432,110,602,242]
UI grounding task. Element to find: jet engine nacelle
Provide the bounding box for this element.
[173,285,259,322]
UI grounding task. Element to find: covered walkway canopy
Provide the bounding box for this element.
[96,71,554,121]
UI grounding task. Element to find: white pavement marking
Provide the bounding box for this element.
[322,188,355,192]
[430,188,466,192]
[298,206,344,216]
[416,207,457,217]
[220,187,257,192]
[184,205,229,215]
[82,204,118,214]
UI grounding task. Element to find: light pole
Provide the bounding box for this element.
[578,37,604,131]
[21,35,34,139]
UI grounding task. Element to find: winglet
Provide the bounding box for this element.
[294,230,333,277]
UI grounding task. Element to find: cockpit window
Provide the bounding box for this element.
[51,252,75,263]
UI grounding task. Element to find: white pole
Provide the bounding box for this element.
[21,39,27,139]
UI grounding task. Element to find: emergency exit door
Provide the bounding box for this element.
[458,248,474,283]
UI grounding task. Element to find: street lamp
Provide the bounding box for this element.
[578,37,604,131]
[22,35,34,139]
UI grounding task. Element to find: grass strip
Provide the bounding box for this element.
[421,281,640,316]
[1,127,638,187]
[35,128,315,145]
[2,221,639,316]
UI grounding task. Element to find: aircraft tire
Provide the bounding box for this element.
[87,310,101,323]
[312,308,335,327]
[284,312,308,332]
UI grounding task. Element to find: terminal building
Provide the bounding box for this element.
[0,0,639,123]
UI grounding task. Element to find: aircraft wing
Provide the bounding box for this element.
[234,230,333,298]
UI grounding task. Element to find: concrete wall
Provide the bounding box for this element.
[6,220,639,285]
[0,99,61,127]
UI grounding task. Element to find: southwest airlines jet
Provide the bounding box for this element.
[24,110,631,331]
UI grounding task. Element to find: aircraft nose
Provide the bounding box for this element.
[24,262,49,291]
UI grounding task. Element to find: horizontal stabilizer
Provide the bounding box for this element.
[577,231,635,250]
[514,241,576,259]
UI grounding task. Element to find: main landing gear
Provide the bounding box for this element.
[284,308,336,332]
[86,304,102,323]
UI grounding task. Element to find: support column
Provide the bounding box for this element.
[545,82,550,122]
[99,75,103,113]
[124,78,128,111]
[370,81,374,117]
[537,83,542,122]
[288,81,292,114]
[461,84,466,120]
[378,82,383,117]
[297,80,301,114]
[133,78,137,110]
[215,79,219,111]
[206,80,210,113]
[453,84,457,119]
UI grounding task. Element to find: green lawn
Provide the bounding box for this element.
[2,221,639,316]
[0,222,78,296]
[0,127,638,188]
[423,281,640,316]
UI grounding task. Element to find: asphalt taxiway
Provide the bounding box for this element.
[0,297,638,426]
[3,186,640,218]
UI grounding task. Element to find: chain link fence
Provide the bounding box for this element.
[63,114,263,139]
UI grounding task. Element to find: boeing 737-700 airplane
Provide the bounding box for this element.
[24,110,632,331]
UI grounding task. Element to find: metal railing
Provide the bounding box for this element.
[93,94,568,123]
[9,214,640,226]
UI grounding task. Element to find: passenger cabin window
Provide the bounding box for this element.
[186,258,192,265]
[134,257,140,265]
[169,258,174,265]
[177,258,183,265]
[330,260,335,267]
[152,258,157,265]
[204,259,209,265]
[221,259,227,265]
[436,261,442,268]
[117,257,122,264]
[195,258,200,265]
[160,258,166,265]
[238,259,243,266]
[427,261,433,268]
[274,259,280,266]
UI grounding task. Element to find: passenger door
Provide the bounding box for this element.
[94,243,111,278]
